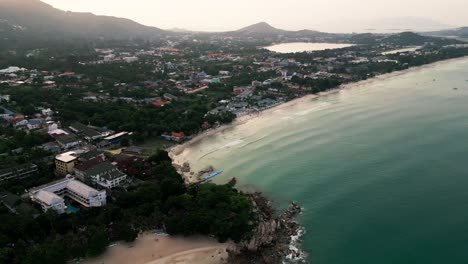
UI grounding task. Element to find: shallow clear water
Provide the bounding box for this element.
[180,58,468,263]
[264,42,355,53]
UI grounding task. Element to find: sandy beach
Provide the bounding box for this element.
[82,234,228,264]
[169,56,468,183]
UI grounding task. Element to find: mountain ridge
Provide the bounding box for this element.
[0,0,166,40]
[0,0,464,48]
[236,22,286,34]
[425,27,468,39]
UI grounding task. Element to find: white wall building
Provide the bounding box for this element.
[30,177,106,214]
[33,190,66,214]
[123,56,138,63]
[75,161,127,189]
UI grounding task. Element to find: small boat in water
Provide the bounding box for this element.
[204,170,223,181]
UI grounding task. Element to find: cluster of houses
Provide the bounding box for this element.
[0,66,89,90]
[1,106,54,131]
[0,66,28,87]
[203,44,441,119]
[30,140,129,214]
[42,121,130,153]
[0,146,130,215]
[0,109,132,214]
[209,81,287,118]
[90,46,184,65]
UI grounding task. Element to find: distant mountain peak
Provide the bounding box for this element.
[252,22,273,27]
[237,22,283,34]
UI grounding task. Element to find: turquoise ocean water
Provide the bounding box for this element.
[180,58,468,263]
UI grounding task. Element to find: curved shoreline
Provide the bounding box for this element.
[145,246,228,264]
[82,234,228,264]
[170,56,468,175]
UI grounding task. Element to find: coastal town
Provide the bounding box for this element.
[2,7,468,262]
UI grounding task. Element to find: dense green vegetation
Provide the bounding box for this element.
[291,76,344,93]
[349,32,462,46]
[0,85,234,143]
[0,126,52,176]
[0,150,254,264]
[165,183,254,242]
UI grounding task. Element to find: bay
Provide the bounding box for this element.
[177,58,468,263]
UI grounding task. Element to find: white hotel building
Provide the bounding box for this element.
[30,176,106,214]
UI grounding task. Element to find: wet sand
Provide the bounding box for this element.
[82,234,228,264]
[146,246,228,264]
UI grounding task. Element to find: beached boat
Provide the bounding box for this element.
[204,170,223,181]
[154,230,169,237]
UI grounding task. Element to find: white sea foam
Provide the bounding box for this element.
[284,227,307,263]
[294,102,330,116]
[221,139,244,149]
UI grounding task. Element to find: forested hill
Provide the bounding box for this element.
[426,27,468,39]
[0,0,166,43]
[349,32,463,45]
[224,21,341,39]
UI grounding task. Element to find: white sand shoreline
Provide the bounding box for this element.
[81,234,228,264]
[169,56,468,181]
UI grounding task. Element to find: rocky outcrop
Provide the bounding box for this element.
[197,165,214,177]
[181,162,191,173]
[228,191,304,264]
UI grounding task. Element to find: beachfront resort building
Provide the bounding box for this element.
[30,176,107,214]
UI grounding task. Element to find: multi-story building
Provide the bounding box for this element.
[77,149,106,163]
[30,177,107,214]
[32,190,67,214]
[55,151,78,175]
[56,134,82,150]
[69,122,104,142]
[0,163,38,184]
[75,161,127,189]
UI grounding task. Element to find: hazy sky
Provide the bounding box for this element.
[41,0,468,32]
